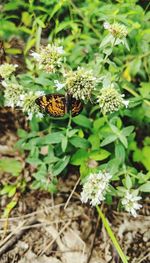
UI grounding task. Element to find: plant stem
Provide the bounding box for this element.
[66,111,72,137]
[69,0,100,38]
[68,111,72,130]
[96,205,128,263]
[36,26,42,52]
[123,86,150,107]
[103,37,117,65]
[123,85,139,97]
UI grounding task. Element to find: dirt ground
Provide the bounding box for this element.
[0,109,150,263]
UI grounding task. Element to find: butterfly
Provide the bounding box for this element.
[35,94,83,117]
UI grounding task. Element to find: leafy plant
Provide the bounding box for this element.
[0,0,150,261]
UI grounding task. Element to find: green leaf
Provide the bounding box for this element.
[100,34,114,48]
[0,158,22,177]
[3,200,17,218]
[130,58,141,76]
[71,149,89,165]
[106,159,120,175]
[137,172,150,184]
[35,17,45,28]
[93,117,106,131]
[139,181,150,192]
[44,148,59,164]
[67,129,79,138]
[6,48,22,55]
[80,162,91,179]
[121,126,134,137]
[125,175,132,190]
[115,143,125,163]
[8,186,17,198]
[89,149,110,161]
[105,194,112,205]
[26,157,42,165]
[49,2,63,19]
[31,181,42,190]
[22,11,32,26]
[0,185,13,195]
[33,164,47,180]
[72,115,92,129]
[101,134,117,147]
[70,136,90,149]
[61,136,68,152]
[139,82,150,98]
[47,183,57,193]
[17,129,28,138]
[24,38,36,54]
[3,2,21,11]
[141,146,150,170]
[53,156,70,176]
[43,132,64,145]
[118,133,128,148]
[88,134,100,150]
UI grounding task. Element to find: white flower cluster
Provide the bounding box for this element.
[31,44,64,73]
[2,80,25,108]
[97,86,129,115]
[2,80,43,120]
[66,67,97,100]
[0,63,18,78]
[121,191,142,217]
[20,91,44,120]
[81,171,112,206]
[104,22,128,39]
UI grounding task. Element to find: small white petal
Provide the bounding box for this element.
[56,46,64,54]
[36,91,45,97]
[1,80,7,87]
[31,52,41,61]
[54,80,65,90]
[121,190,142,217]
[123,100,129,108]
[103,22,110,29]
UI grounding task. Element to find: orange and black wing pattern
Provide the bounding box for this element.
[35,94,83,117]
[35,94,66,117]
[70,97,83,117]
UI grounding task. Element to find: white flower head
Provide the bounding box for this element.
[81,171,112,206]
[97,86,127,114]
[0,63,17,78]
[20,90,44,120]
[4,81,25,108]
[66,67,97,101]
[104,22,128,39]
[31,44,64,73]
[121,191,142,217]
[54,80,65,91]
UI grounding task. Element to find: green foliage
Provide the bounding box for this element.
[0,0,150,207]
[0,158,22,177]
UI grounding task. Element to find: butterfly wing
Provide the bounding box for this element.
[35,94,66,117]
[70,97,83,117]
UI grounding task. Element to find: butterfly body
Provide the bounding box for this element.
[35,94,83,117]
